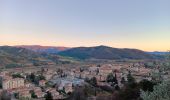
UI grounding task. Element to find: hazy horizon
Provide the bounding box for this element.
[0,44,168,52]
[1,0,170,51]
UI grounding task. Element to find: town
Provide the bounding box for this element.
[1,59,167,100]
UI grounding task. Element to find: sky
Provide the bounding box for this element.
[0,0,170,51]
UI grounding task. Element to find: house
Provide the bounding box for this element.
[34,87,42,93]
[99,65,113,75]
[39,80,46,87]
[43,73,53,80]
[25,82,35,88]
[64,83,73,94]
[19,90,31,99]
[35,91,46,98]
[95,75,107,82]
[48,88,61,100]
[89,66,98,72]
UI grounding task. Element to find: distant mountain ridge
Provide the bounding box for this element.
[0,45,163,68]
[147,51,168,55]
[0,46,55,68]
[16,45,69,54]
[58,45,155,60]
[0,46,79,68]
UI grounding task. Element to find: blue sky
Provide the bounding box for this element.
[0,0,170,51]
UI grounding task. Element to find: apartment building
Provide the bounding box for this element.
[2,78,24,90]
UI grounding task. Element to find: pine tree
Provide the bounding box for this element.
[127,71,135,84]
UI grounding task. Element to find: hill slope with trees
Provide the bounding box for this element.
[59,45,155,60]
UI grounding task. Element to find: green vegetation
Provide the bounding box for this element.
[14,93,19,99]
[141,80,170,100]
[12,73,24,78]
[127,71,136,84]
[0,46,56,68]
[139,79,156,92]
[0,46,78,69]
[144,62,155,68]
[141,52,170,100]
[111,75,157,100]
[26,73,45,85]
[107,73,118,85]
[89,77,97,87]
[59,45,155,60]
[30,90,37,98]
[72,75,157,100]
[45,91,53,100]
[5,63,23,68]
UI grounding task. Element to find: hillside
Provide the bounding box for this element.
[0,46,55,68]
[58,45,155,60]
[16,45,69,54]
[0,46,160,68]
[147,51,168,55]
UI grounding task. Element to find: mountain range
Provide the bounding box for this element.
[16,45,163,60]
[0,46,80,68]
[0,46,55,68]
[147,51,168,55]
[0,45,164,68]
[16,45,69,54]
[58,45,156,60]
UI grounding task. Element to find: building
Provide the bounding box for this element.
[35,91,46,98]
[39,80,46,87]
[50,77,84,87]
[19,90,31,99]
[99,64,113,75]
[48,88,61,100]
[25,82,35,88]
[64,83,73,94]
[43,73,53,80]
[2,78,24,90]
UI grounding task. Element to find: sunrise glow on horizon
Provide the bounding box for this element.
[0,0,170,51]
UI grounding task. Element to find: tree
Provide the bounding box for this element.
[12,73,24,78]
[80,68,84,72]
[26,73,45,85]
[90,77,97,87]
[89,77,97,96]
[150,71,163,82]
[139,79,156,92]
[30,90,37,98]
[29,73,35,82]
[14,93,19,99]
[120,77,126,84]
[39,75,45,80]
[114,84,120,91]
[107,73,118,85]
[141,52,170,100]
[141,80,170,100]
[107,73,114,83]
[112,81,140,100]
[35,75,46,85]
[45,91,53,100]
[144,62,155,68]
[114,73,118,85]
[165,50,170,60]
[97,64,101,67]
[127,71,135,84]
